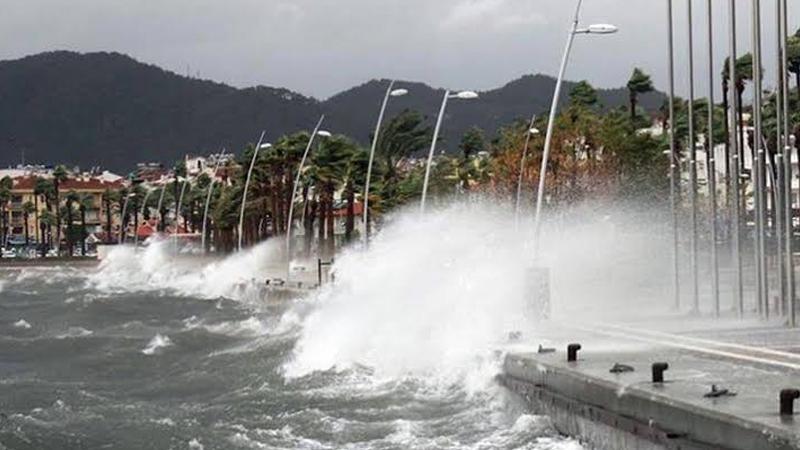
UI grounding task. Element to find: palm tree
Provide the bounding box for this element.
[312,135,354,254]
[52,165,68,254]
[33,177,51,246]
[64,190,79,256]
[22,201,35,247]
[38,210,55,256]
[102,188,119,243]
[78,193,94,256]
[627,68,654,123]
[343,147,369,243]
[0,176,11,248]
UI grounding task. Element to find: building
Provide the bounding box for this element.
[3,173,125,247]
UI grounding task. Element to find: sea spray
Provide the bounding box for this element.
[88,238,284,301]
[284,203,535,382]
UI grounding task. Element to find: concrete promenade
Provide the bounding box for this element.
[500,318,800,449]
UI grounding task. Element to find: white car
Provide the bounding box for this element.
[1,249,16,259]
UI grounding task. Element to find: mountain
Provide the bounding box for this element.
[0,51,665,172]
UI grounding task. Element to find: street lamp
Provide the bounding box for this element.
[237,133,270,251]
[286,116,329,270]
[531,0,617,254]
[419,90,479,214]
[118,191,135,244]
[201,148,227,254]
[363,81,409,247]
[514,118,540,228]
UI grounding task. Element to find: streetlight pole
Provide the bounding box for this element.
[728,0,744,317]
[687,0,700,313]
[752,0,768,317]
[531,0,617,254]
[363,81,408,247]
[134,188,154,249]
[667,0,681,311]
[781,0,795,326]
[706,0,720,317]
[286,116,328,267]
[237,131,268,252]
[419,90,478,214]
[514,115,539,229]
[201,149,227,254]
[774,0,787,317]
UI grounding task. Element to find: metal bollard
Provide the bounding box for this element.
[652,362,669,383]
[567,343,581,362]
[780,389,800,415]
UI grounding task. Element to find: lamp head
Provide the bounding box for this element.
[316,130,332,138]
[454,91,479,100]
[581,23,618,35]
[390,88,408,97]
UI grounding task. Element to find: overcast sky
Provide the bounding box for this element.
[1,0,797,99]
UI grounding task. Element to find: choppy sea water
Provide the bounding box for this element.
[0,207,587,449]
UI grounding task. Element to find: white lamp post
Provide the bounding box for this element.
[514,117,540,228]
[285,116,330,268]
[237,133,270,251]
[363,81,408,247]
[419,90,479,214]
[201,149,227,254]
[531,0,617,254]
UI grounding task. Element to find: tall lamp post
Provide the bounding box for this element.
[238,132,270,252]
[667,0,681,311]
[706,0,720,316]
[419,90,479,214]
[514,116,540,229]
[780,0,795,326]
[201,149,227,254]
[363,81,408,247]
[285,116,330,267]
[728,0,744,317]
[531,0,617,253]
[686,0,700,313]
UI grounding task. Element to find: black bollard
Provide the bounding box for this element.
[567,343,581,362]
[652,362,669,383]
[780,389,800,416]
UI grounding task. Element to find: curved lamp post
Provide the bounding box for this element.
[201,149,227,254]
[238,133,270,251]
[419,90,479,214]
[173,177,189,254]
[363,81,408,247]
[514,118,540,228]
[285,116,329,266]
[532,0,617,254]
[118,191,135,244]
[133,188,154,249]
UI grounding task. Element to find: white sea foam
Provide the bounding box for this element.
[88,238,284,302]
[13,319,31,329]
[142,334,173,355]
[56,327,93,339]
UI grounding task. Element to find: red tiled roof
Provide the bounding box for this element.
[11,176,124,191]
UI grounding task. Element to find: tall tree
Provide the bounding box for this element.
[569,80,598,108]
[0,176,11,248]
[52,165,68,254]
[78,193,93,256]
[627,68,654,123]
[22,201,35,247]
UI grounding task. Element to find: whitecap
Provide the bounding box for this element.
[142,334,173,355]
[13,319,31,329]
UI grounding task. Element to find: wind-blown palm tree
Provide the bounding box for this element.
[627,68,654,123]
[64,190,79,256]
[787,31,800,105]
[52,165,68,254]
[312,135,355,254]
[33,177,51,246]
[22,201,35,247]
[78,193,94,256]
[0,176,12,248]
[39,210,55,256]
